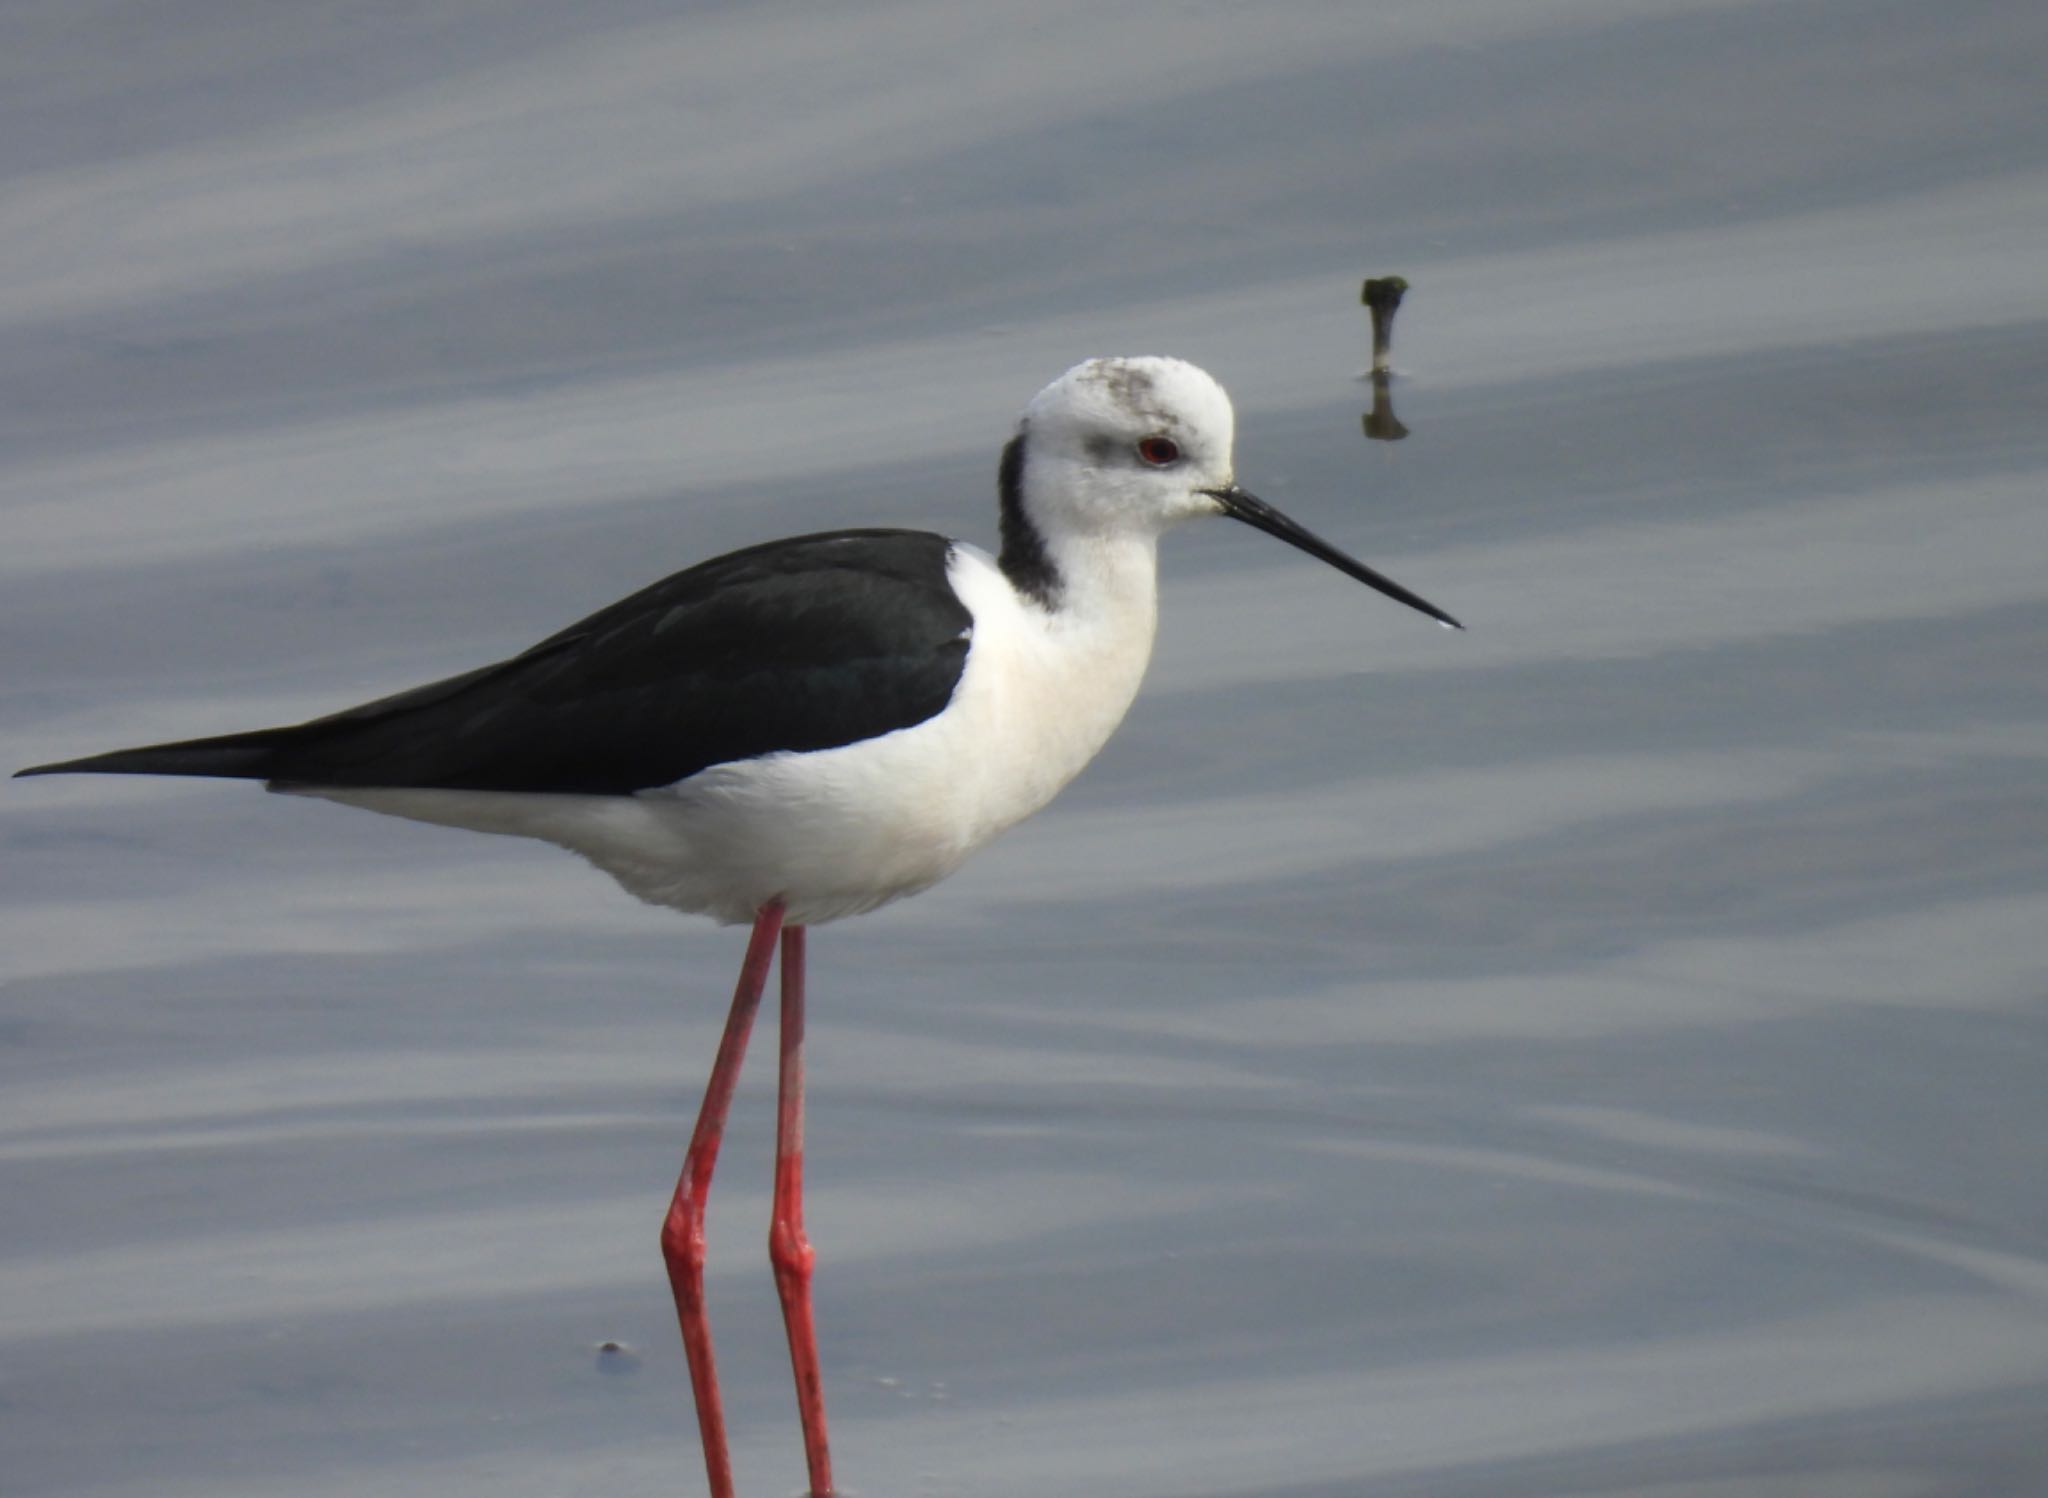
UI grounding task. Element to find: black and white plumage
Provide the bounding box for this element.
[18,356,1458,923]
[15,355,1461,1498]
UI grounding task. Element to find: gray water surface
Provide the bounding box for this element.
[5,3,2047,1496]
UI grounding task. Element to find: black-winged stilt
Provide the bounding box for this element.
[17,356,1459,1498]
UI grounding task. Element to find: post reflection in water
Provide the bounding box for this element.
[1362,370,1410,443]
[1360,275,1412,442]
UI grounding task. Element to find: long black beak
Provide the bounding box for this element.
[1205,485,1463,630]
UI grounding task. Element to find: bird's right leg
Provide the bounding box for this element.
[661,901,786,1498]
[770,922,834,1495]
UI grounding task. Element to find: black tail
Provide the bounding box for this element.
[16,728,296,782]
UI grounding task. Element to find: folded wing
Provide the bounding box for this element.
[18,530,974,796]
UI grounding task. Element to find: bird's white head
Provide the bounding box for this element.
[1015,356,1239,540]
[997,355,1463,628]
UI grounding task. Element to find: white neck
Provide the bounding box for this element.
[933,525,1161,856]
[1037,527,1161,637]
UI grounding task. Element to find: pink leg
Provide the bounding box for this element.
[660,902,785,1498]
[771,924,835,1496]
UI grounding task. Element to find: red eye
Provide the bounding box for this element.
[1137,436,1180,466]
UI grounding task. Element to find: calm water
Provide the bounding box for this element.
[5,3,2047,1495]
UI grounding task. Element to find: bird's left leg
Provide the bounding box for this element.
[770,922,835,1496]
[661,902,784,1498]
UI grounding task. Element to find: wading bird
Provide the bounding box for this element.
[18,356,1460,1498]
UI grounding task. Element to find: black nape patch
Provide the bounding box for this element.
[997,432,1061,606]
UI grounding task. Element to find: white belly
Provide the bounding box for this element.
[301,544,1158,926]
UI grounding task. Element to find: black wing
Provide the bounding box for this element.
[17,529,974,795]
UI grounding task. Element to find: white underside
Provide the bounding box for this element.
[296,542,1159,926]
